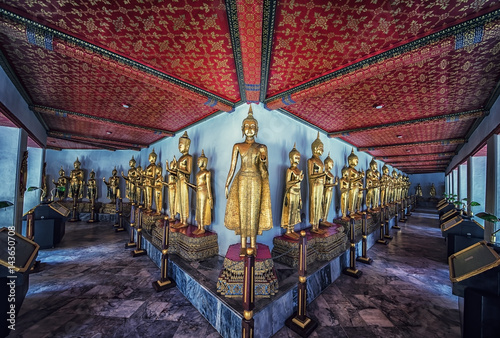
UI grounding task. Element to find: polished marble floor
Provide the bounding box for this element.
[9,207,460,337]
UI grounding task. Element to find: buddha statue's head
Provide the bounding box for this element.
[370,158,377,171]
[341,166,349,178]
[382,165,389,174]
[311,132,323,156]
[89,169,95,179]
[59,166,65,177]
[198,149,208,168]
[74,157,81,169]
[392,170,398,178]
[289,143,300,165]
[324,153,334,170]
[129,156,136,168]
[148,148,157,164]
[179,131,191,153]
[112,167,118,176]
[242,106,258,138]
[348,148,358,168]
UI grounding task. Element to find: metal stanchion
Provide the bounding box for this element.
[285,231,318,336]
[153,217,176,291]
[343,217,362,278]
[115,196,125,232]
[393,201,401,229]
[26,210,41,273]
[242,247,255,338]
[114,195,120,228]
[399,198,407,223]
[125,202,136,248]
[132,205,147,257]
[377,205,388,245]
[88,196,97,223]
[69,196,78,222]
[357,212,373,264]
[405,196,412,217]
[384,205,393,240]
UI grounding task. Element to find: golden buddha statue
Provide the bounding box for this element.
[365,159,379,211]
[142,149,159,211]
[225,106,273,256]
[346,149,364,215]
[307,133,327,234]
[415,183,423,197]
[87,169,97,201]
[339,166,349,219]
[189,150,213,235]
[165,156,178,221]
[121,156,138,202]
[103,167,120,203]
[429,183,436,197]
[322,153,338,222]
[380,165,391,206]
[281,144,304,240]
[135,165,143,204]
[52,167,68,200]
[68,157,85,200]
[153,164,168,215]
[397,173,403,201]
[173,132,193,227]
[390,170,398,202]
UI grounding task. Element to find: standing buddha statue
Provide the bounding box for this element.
[103,167,120,203]
[68,157,85,200]
[225,106,273,256]
[307,133,327,234]
[174,132,193,227]
[322,153,338,222]
[346,149,364,215]
[281,144,303,240]
[380,165,391,206]
[52,167,68,201]
[189,150,213,235]
[121,156,138,203]
[142,149,159,211]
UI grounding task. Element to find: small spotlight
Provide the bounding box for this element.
[106,131,112,135]
[373,104,384,109]
[397,135,403,139]
[122,103,130,108]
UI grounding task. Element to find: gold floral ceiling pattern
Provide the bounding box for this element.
[1,0,500,174]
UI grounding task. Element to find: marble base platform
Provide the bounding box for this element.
[151,222,218,261]
[125,220,378,337]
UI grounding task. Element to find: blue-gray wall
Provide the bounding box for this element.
[0,127,21,227]
[408,172,445,199]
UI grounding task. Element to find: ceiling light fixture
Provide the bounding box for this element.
[122,103,130,108]
[373,104,384,109]
[397,135,403,139]
[106,131,112,135]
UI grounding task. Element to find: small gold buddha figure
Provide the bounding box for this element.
[307,133,327,234]
[346,149,364,215]
[225,106,273,256]
[52,167,68,200]
[142,149,159,211]
[281,144,304,240]
[415,183,423,197]
[322,153,338,222]
[372,160,381,209]
[166,156,178,221]
[430,183,436,197]
[69,157,85,200]
[135,165,143,204]
[189,150,213,235]
[87,169,97,202]
[380,165,391,206]
[175,132,193,227]
[122,156,138,202]
[339,166,349,219]
[390,170,398,202]
[154,164,167,215]
[365,160,376,211]
[103,167,120,203]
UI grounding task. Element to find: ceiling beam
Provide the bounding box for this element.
[375,152,455,160]
[358,138,465,151]
[32,105,174,136]
[47,131,143,151]
[48,135,118,151]
[327,110,484,138]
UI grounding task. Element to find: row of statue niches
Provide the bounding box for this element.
[50,107,412,244]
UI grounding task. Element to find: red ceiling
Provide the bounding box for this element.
[1,0,500,174]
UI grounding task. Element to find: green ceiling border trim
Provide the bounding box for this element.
[259,0,278,103]
[224,0,246,103]
[0,8,235,108]
[264,9,500,103]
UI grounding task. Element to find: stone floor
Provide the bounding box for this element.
[8,207,460,337]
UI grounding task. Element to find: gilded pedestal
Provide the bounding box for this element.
[217,243,278,298]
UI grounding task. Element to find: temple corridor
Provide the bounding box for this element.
[9,207,459,338]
